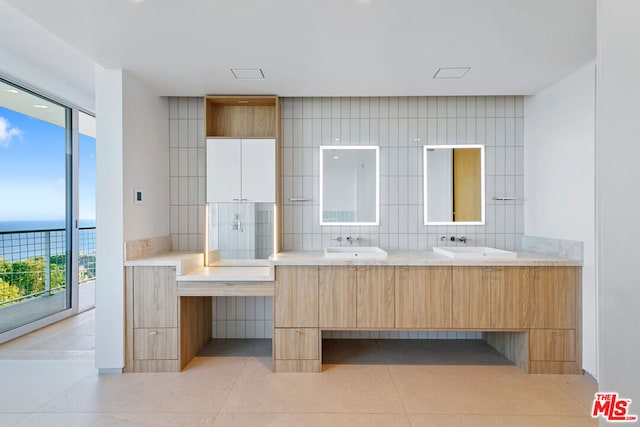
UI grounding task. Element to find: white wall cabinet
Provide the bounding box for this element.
[206,138,275,203]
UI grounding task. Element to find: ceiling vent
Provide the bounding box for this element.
[433,67,471,79]
[231,68,265,80]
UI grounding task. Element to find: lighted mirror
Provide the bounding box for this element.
[320,146,379,225]
[423,144,485,225]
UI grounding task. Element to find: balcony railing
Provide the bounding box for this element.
[0,227,96,307]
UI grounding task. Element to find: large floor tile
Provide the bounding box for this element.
[213,412,411,427]
[15,412,218,427]
[389,365,588,417]
[533,415,597,426]
[37,357,247,414]
[220,359,405,414]
[409,414,537,427]
[0,360,95,413]
[0,414,29,427]
[536,374,598,410]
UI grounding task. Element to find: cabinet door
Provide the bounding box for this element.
[529,267,577,329]
[490,267,529,329]
[452,267,491,328]
[274,328,319,360]
[275,266,318,328]
[319,266,357,328]
[530,329,576,361]
[356,266,395,328]
[133,267,177,328]
[241,138,276,202]
[206,138,241,202]
[395,267,451,328]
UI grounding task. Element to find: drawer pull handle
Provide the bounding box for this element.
[149,331,158,336]
[551,332,561,336]
[396,268,406,271]
[483,268,492,271]
[295,330,304,336]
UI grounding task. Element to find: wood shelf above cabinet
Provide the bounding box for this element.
[205,96,279,138]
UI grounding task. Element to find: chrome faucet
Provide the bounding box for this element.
[232,214,243,232]
[450,236,467,243]
[346,236,361,245]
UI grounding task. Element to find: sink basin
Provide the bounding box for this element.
[433,246,517,259]
[324,247,388,259]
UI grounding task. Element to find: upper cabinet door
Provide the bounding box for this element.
[241,138,276,202]
[206,138,242,202]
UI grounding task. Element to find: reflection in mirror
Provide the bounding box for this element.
[207,202,274,263]
[320,146,379,225]
[423,144,485,225]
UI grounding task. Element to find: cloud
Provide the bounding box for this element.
[0,116,23,148]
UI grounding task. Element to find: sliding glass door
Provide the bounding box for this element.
[0,78,80,339]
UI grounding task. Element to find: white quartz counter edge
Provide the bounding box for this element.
[124,252,203,276]
[124,252,275,281]
[269,251,581,267]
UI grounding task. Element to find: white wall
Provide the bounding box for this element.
[95,66,124,372]
[523,63,597,377]
[597,0,640,412]
[0,1,94,111]
[95,70,170,372]
[122,72,170,242]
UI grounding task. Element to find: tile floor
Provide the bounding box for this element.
[0,310,599,426]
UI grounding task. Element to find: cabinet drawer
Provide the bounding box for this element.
[530,329,576,362]
[274,328,319,360]
[134,328,178,360]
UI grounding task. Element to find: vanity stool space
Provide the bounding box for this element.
[270,255,582,375]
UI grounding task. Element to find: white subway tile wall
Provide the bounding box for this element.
[169,96,523,339]
[280,96,525,252]
[168,97,206,252]
[211,296,273,339]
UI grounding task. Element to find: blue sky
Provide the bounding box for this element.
[0,106,95,223]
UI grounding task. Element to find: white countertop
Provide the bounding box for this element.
[124,250,580,283]
[125,252,274,281]
[269,250,581,267]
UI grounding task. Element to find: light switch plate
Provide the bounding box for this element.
[134,188,143,205]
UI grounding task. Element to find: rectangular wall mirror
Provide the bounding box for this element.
[320,146,379,225]
[423,144,485,225]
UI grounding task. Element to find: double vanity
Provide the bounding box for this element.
[123,95,581,376]
[123,244,581,376]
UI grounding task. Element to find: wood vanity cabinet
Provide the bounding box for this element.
[317,265,394,329]
[527,266,581,374]
[274,266,318,328]
[319,266,357,328]
[452,267,491,328]
[356,266,395,328]
[273,266,320,372]
[125,266,179,372]
[395,266,452,328]
[452,267,529,329]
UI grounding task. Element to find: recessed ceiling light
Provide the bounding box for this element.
[231,68,265,80]
[335,138,340,141]
[5,89,19,94]
[333,155,340,160]
[414,137,421,142]
[33,104,49,109]
[433,67,471,79]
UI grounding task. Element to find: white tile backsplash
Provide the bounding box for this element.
[280,96,524,252]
